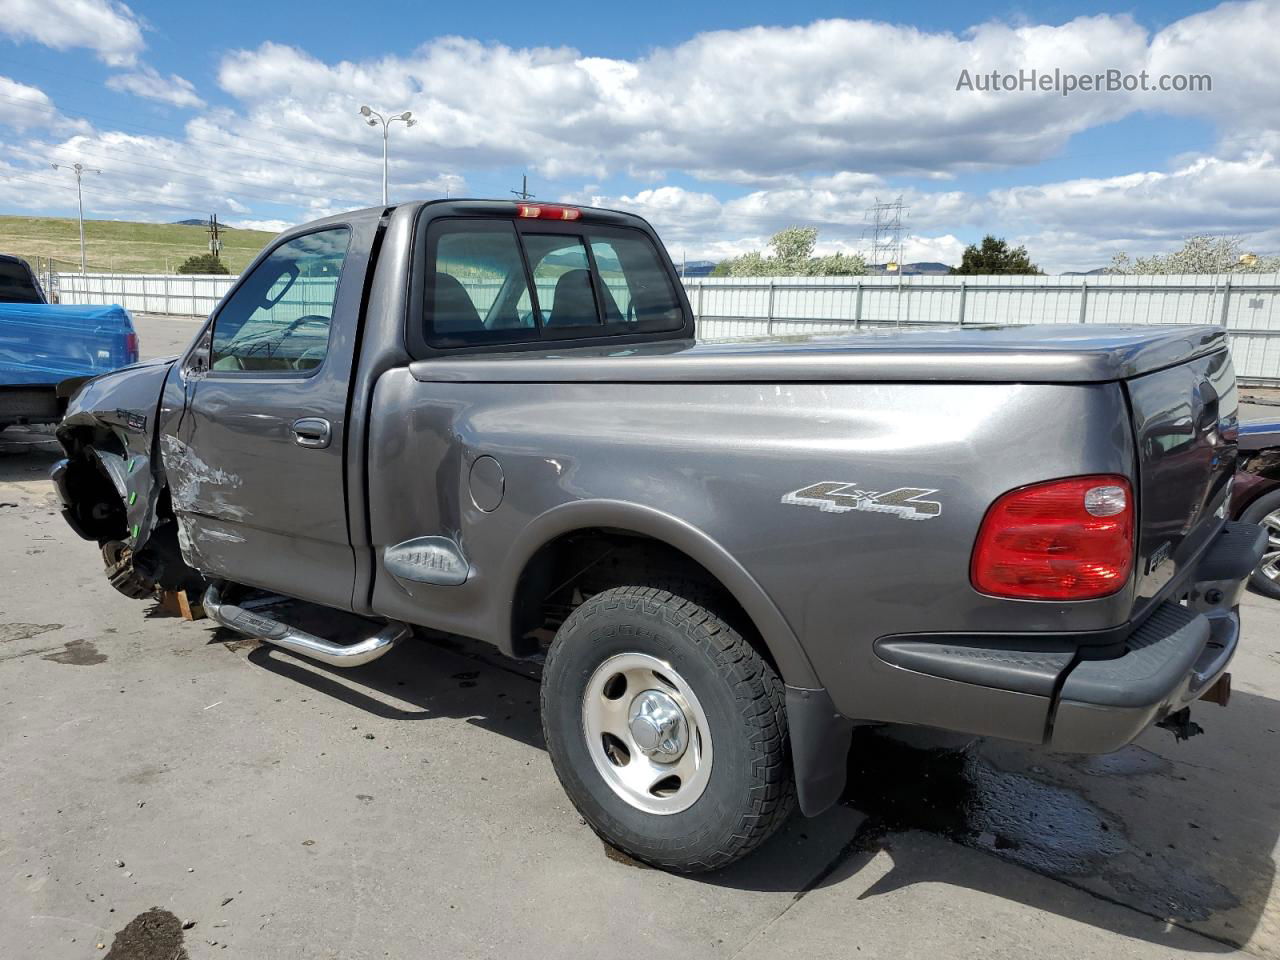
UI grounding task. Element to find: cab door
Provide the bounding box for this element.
[163,221,372,609]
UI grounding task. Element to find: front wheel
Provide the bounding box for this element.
[540,585,795,872]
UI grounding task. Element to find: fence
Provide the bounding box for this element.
[52,270,1280,385]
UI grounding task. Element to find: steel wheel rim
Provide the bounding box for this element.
[1261,510,1280,582]
[581,652,713,815]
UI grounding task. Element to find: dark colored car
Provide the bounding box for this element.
[1233,420,1280,598]
[0,254,48,304]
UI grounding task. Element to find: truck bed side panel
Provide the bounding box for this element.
[365,371,1135,728]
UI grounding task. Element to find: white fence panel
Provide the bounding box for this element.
[53,271,1280,385]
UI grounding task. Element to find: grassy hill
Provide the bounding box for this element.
[0,215,278,274]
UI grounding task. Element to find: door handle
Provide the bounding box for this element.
[292,417,331,449]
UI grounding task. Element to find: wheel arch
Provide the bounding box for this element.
[499,499,820,688]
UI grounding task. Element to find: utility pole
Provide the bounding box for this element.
[50,161,101,274]
[207,213,222,259]
[359,105,416,205]
[510,174,534,200]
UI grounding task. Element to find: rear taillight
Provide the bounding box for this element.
[971,475,1134,600]
[124,332,139,362]
[516,203,581,221]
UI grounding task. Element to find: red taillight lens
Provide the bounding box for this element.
[124,332,139,361]
[516,203,581,221]
[971,475,1134,600]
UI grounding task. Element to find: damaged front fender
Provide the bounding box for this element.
[54,356,177,551]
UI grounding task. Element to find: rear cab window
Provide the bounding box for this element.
[414,207,687,353]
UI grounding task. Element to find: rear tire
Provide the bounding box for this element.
[1241,489,1280,600]
[541,585,795,873]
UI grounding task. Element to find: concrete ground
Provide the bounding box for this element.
[2,313,1280,959]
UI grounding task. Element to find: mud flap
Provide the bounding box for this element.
[785,685,854,816]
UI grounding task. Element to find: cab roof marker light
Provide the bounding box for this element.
[517,203,581,221]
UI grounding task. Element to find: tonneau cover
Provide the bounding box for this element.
[0,302,137,386]
[409,324,1227,385]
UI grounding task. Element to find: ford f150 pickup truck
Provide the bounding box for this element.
[51,200,1265,872]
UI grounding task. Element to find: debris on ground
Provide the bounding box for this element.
[103,908,189,960]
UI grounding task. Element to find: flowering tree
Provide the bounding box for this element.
[1109,236,1280,275]
[714,227,867,276]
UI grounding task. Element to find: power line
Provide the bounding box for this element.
[0,168,254,216]
[22,143,373,208]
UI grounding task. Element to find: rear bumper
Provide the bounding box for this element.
[0,385,60,426]
[870,520,1265,754]
[1049,520,1263,751]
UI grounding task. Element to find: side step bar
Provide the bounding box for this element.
[203,584,410,668]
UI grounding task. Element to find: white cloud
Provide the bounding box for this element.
[0,75,59,130]
[211,17,1164,183]
[107,64,203,108]
[235,218,292,233]
[0,0,144,66]
[990,148,1280,268]
[2,2,1279,274]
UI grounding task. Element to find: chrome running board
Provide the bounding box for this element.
[203,583,409,668]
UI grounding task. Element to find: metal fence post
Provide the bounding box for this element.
[957,280,967,325]
[1219,277,1232,327]
[1078,281,1089,323]
[854,281,863,328]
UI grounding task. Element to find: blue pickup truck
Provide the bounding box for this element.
[0,254,139,427]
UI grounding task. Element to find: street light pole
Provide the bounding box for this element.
[358,105,416,205]
[50,161,101,274]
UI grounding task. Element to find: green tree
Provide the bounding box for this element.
[177,253,230,275]
[950,236,1041,275]
[717,227,866,277]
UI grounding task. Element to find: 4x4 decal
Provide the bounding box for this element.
[782,481,942,521]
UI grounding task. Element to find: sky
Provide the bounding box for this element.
[0,0,1276,272]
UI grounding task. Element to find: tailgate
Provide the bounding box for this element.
[1126,346,1237,609]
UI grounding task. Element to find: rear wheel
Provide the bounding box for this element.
[541,585,795,872]
[1241,489,1280,600]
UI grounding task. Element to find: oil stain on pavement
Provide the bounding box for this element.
[842,728,1238,925]
[103,908,188,960]
[41,638,106,665]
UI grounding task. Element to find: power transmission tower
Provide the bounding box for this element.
[510,174,534,200]
[50,161,101,274]
[863,196,908,274]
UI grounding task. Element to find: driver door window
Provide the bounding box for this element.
[211,227,351,372]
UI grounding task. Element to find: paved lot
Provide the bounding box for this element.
[2,313,1280,958]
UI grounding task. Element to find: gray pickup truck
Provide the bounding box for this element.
[51,200,1265,872]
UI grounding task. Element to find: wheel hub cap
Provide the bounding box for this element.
[628,690,687,762]
[580,652,714,815]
